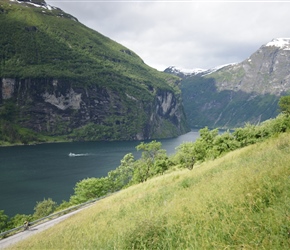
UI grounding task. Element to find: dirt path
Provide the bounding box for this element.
[0,205,91,249]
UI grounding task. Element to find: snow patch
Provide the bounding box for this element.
[265,38,290,50]
[167,66,207,76]
[172,66,207,75]
[10,0,56,11]
[208,63,237,72]
[167,63,237,77]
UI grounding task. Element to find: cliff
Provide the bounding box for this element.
[1,77,188,141]
[0,0,189,143]
[210,38,290,95]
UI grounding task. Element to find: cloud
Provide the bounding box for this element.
[46,1,290,71]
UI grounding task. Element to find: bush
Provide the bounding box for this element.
[174,142,195,169]
[131,141,168,183]
[0,210,8,233]
[211,130,240,157]
[278,95,290,115]
[8,214,33,229]
[107,153,135,192]
[69,177,110,205]
[33,198,57,219]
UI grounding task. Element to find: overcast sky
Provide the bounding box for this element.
[46,0,290,71]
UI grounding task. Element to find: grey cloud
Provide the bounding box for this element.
[46,1,290,71]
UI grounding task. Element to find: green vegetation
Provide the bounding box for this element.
[0,211,8,232]
[279,95,290,115]
[208,64,245,82]
[6,128,290,249]
[0,98,66,145]
[0,0,174,87]
[0,120,66,146]
[0,98,290,246]
[0,6,289,243]
[180,75,279,129]
[33,198,57,219]
[0,0,185,143]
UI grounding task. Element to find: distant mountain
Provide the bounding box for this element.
[164,64,236,78]
[164,66,208,78]
[0,0,189,144]
[166,38,290,128]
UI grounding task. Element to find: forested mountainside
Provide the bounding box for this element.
[166,38,290,129]
[0,0,189,144]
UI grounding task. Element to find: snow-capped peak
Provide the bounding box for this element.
[166,63,237,77]
[264,38,290,50]
[167,66,207,76]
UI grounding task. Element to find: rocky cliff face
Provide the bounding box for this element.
[0,77,188,140]
[211,38,290,95]
[172,38,290,129]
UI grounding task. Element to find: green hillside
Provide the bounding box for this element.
[181,75,279,129]
[0,0,171,86]
[0,0,188,144]
[7,127,290,249]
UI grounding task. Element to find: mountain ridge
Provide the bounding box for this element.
[164,63,237,78]
[166,38,290,128]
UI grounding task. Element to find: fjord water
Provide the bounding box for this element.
[0,131,199,217]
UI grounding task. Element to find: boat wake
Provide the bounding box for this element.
[68,152,89,157]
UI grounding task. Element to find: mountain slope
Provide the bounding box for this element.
[9,132,290,249]
[0,0,189,143]
[168,38,290,128]
[209,38,290,95]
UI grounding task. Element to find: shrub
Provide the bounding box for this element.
[0,210,8,233]
[69,177,110,205]
[8,214,33,229]
[33,198,57,219]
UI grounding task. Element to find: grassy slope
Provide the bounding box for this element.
[9,133,290,249]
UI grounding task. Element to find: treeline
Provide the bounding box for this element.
[1,96,290,233]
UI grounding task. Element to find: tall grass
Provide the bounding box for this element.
[9,133,290,249]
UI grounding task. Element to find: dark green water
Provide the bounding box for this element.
[0,131,199,217]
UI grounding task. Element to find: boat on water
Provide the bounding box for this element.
[68,152,89,157]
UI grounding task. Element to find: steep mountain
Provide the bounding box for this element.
[167,38,290,128]
[0,0,189,143]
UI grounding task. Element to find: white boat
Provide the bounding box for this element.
[68,152,88,157]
